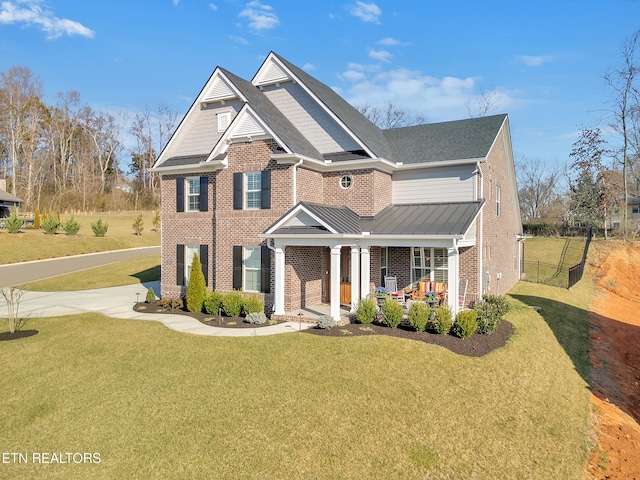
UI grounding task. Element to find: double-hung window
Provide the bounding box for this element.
[232,245,271,293]
[244,247,261,292]
[411,247,448,285]
[496,185,501,217]
[186,177,200,211]
[245,172,262,209]
[185,245,200,284]
[177,176,208,213]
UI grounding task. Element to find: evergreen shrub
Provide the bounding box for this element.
[222,290,244,317]
[62,215,81,235]
[41,214,60,234]
[382,300,404,328]
[242,294,264,314]
[204,291,224,314]
[454,311,478,339]
[132,214,144,236]
[316,315,336,329]
[5,208,24,234]
[408,302,431,332]
[356,298,377,324]
[432,305,453,335]
[246,312,267,324]
[91,218,108,237]
[185,253,206,312]
[145,287,156,303]
[474,294,511,334]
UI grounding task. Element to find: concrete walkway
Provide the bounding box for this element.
[0,281,313,337]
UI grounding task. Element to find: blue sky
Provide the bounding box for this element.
[1,0,639,165]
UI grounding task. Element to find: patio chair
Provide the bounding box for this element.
[384,276,405,305]
[458,278,468,310]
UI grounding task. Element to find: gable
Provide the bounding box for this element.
[202,75,239,103]
[254,59,291,86]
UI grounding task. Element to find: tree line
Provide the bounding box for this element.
[0,66,178,212]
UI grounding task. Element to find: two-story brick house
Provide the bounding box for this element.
[152,52,523,321]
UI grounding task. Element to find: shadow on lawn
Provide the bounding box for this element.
[510,294,591,384]
[130,265,160,285]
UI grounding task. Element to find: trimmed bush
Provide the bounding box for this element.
[408,302,431,332]
[454,310,478,339]
[158,298,183,309]
[356,297,377,324]
[204,291,224,315]
[41,214,60,234]
[132,213,144,236]
[145,287,156,303]
[382,300,404,328]
[245,312,267,325]
[33,207,41,229]
[91,218,108,237]
[4,208,24,234]
[62,215,81,235]
[222,290,244,317]
[316,315,336,330]
[432,305,453,335]
[242,294,264,314]
[474,294,511,335]
[185,253,206,312]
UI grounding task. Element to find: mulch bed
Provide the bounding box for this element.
[304,320,515,357]
[0,329,39,341]
[133,302,285,329]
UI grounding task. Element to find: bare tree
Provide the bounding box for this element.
[1,287,26,334]
[467,86,504,118]
[357,101,426,129]
[604,30,640,237]
[515,157,562,222]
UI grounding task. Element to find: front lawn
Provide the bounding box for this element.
[0,280,591,479]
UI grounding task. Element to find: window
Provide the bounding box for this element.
[233,245,271,293]
[632,205,640,215]
[217,111,230,132]
[411,247,448,286]
[496,185,501,216]
[245,172,261,209]
[244,247,261,292]
[186,177,200,211]
[185,245,200,284]
[340,175,353,189]
[380,247,388,286]
[176,244,208,287]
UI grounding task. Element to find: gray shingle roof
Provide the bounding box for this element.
[0,189,24,204]
[383,114,506,164]
[161,155,209,168]
[220,68,323,160]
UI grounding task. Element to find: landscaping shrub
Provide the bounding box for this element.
[33,207,41,229]
[91,218,108,237]
[132,213,144,236]
[4,208,24,234]
[316,315,336,329]
[431,305,453,335]
[356,297,377,324]
[185,253,206,312]
[158,298,183,309]
[62,215,81,235]
[145,287,156,303]
[152,211,161,231]
[382,300,404,328]
[242,294,264,314]
[203,291,224,315]
[474,294,511,335]
[41,214,60,234]
[408,302,431,332]
[245,312,267,325]
[222,290,244,317]
[453,310,478,339]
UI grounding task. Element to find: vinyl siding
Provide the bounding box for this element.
[262,82,360,155]
[392,165,476,204]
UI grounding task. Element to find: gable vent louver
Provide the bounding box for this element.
[259,62,290,85]
[203,77,237,103]
[233,114,265,138]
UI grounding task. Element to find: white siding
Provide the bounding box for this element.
[262,83,360,154]
[392,165,476,204]
[166,101,242,158]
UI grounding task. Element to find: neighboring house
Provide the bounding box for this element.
[610,195,640,231]
[0,179,23,219]
[152,52,524,321]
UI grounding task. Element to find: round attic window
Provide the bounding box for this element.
[340,175,353,189]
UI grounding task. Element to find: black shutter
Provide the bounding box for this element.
[261,170,271,210]
[260,244,271,293]
[233,172,243,210]
[176,244,185,286]
[176,177,184,212]
[232,246,242,290]
[199,176,208,212]
[200,244,209,287]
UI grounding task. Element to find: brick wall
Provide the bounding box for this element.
[284,246,324,310]
[322,169,391,216]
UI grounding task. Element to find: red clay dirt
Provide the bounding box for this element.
[586,241,640,479]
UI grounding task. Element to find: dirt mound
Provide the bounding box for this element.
[587,240,640,479]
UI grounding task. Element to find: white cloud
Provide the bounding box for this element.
[0,0,94,39]
[340,66,514,121]
[377,37,400,46]
[302,62,315,71]
[238,0,280,32]
[173,0,180,5]
[517,55,553,67]
[368,49,391,62]
[347,2,381,24]
[229,34,249,45]
[209,3,218,11]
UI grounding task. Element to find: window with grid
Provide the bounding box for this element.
[245,172,261,209]
[186,177,200,211]
[244,246,261,292]
[185,245,200,284]
[411,247,448,285]
[496,185,501,216]
[380,247,388,286]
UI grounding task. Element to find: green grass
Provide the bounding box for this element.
[522,237,588,287]
[16,255,160,292]
[0,211,160,265]
[0,273,593,478]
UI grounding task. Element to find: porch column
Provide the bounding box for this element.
[447,244,459,316]
[360,246,371,299]
[350,246,360,312]
[274,245,286,316]
[330,246,341,322]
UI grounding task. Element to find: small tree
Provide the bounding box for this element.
[152,211,160,231]
[4,207,24,234]
[132,214,144,236]
[185,253,206,312]
[41,214,60,234]
[145,287,156,303]
[33,207,41,229]
[91,218,109,237]
[1,287,27,333]
[61,215,81,235]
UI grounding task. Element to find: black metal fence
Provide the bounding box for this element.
[521,227,592,289]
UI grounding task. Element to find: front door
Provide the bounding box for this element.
[325,247,352,305]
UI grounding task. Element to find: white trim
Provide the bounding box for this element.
[360,247,371,299]
[330,246,341,321]
[264,204,340,235]
[273,245,286,315]
[350,246,360,312]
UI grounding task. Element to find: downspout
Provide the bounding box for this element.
[291,158,304,205]
[477,162,484,299]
